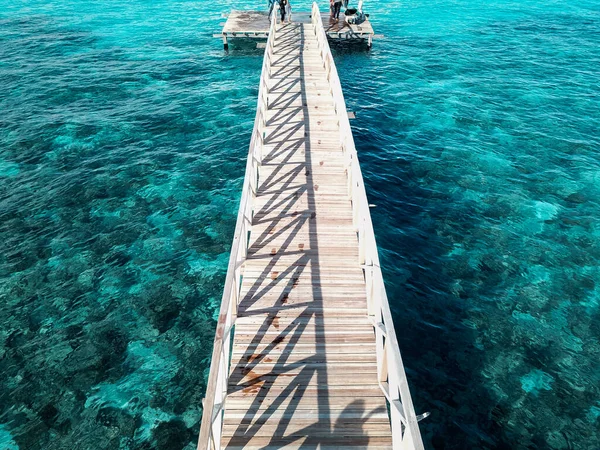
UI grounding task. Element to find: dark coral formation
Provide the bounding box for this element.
[0,7,260,449]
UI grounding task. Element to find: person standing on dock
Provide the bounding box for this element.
[279,0,291,23]
[331,0,343,21]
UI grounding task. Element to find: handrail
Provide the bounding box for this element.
[196,9,278,450]
[310,4,425,449]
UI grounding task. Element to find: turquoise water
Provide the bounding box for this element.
[1,0,599,448]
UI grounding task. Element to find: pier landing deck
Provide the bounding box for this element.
[219,10,375,46]
[199,4,423,450]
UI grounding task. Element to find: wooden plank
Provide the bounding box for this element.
[249,221,353,232]
[244,288,362,302]
[242,256,360,267]
[245,242,358,253]
[246,229,357,241]
[238,293,368,303]
[236,311,370,320]
[241,281,366,292]
[238,302,370,311]
[233,334,377,348]
[236,308,370,317]
[223,440,392,450]
[231,343,378,357]
[223,410,391,425]
[241,268,364,279]
[222,438,392,450]
[222,437,393,450]
[241,264,363,275]
[229,364,380,382]
[235,346,370,357]
[232,334,377,346]
[234,315,371,325]
[241,267,364,279]
[247,227,357,239]
[230,353,377,366]
[234,322,373,332]
[239,288,368,300]
[228,384,384,398]
[222,422,392,437]
[256,180,350,193]
[225,393,385,410]
[223,410,390,421]
[268,81,332,93]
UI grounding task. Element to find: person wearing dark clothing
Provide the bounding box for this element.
[279,0,290,23]
[332,0,342,20]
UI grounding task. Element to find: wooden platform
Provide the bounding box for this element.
[218,10,375,45]
[221,21,392,448]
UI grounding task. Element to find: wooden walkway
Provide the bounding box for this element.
[199,4,424,450]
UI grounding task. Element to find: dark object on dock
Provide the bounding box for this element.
[344,7,367,25]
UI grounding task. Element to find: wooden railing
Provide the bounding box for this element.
[196,10,278,450]
[311,3,425,449]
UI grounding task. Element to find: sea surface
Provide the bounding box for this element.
[1,0,599,449]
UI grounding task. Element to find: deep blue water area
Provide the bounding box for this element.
[1,0,599,449]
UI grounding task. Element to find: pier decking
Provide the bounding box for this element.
[218,10,376,48]
[199,4,423,449]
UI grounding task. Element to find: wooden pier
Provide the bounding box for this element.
[217,10,377,49]
[199,4,423,449]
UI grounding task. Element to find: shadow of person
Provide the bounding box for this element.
[331,399,388,448]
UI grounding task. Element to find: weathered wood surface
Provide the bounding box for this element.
[221,21,392,449]
[221,11,271,35]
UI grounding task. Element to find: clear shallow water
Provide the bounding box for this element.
[0,0,599,449]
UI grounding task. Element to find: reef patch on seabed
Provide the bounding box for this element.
[0,4,260,449]
[0,136,232,449]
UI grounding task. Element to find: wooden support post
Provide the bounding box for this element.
[222,34,228,51]
[367,34,372,49]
